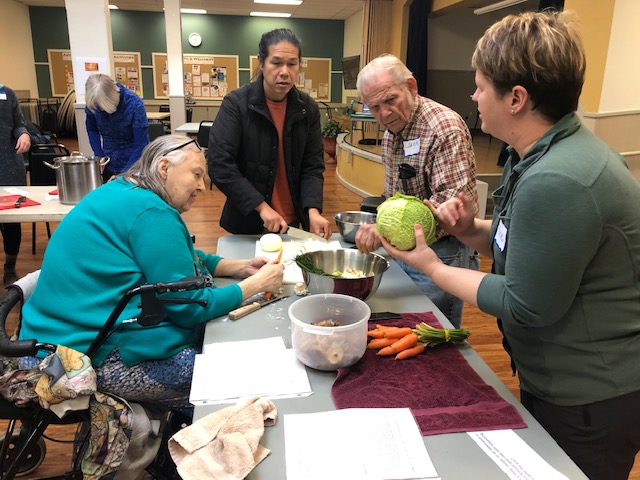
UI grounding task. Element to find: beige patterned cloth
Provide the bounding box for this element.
[169,397,277,480]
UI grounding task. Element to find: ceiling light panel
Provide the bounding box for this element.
[254,0,302,5]
[250,11,292,17]
[473,0,528,15]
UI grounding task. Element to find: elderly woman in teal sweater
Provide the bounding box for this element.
[380,11,640,480]
[19,135,283,408]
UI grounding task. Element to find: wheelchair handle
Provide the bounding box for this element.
[154,275,213,293]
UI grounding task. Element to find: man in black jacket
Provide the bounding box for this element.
[207,28,330,238]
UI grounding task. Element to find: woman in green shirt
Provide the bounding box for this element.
[381,11,640,479]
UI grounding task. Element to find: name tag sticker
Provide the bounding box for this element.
[403,138,420,157]
[0,93,7,101]
[494,219,507,252]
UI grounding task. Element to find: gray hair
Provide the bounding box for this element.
[85,74,120,114]
[356,54,413,98]
[123,134,201,209]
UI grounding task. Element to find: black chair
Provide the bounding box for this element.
[185,107,193,123]
[196,121,214,189]
[0,273,210,479]
[148,122,166,142]
[159,105,171,133]
[27,144,70,254]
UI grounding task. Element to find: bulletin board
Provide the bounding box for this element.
[112,52,143,97]
[47,49,143,97]
[152,53,239,100]
[47,49,74,97]
[250,55,331,101]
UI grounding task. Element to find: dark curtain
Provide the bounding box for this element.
[406,0,433,96]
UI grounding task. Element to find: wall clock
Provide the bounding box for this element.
[188,32,202,47]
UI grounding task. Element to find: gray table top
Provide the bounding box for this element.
[193,234,586,479]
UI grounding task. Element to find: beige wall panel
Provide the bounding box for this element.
[342,10,364,103]
[592,113,640,154]
[624,153,640,183]
[1,0,38,97]
[336,149,385,196]
[599,0,640,112]
[564,0,614,113]
[390,0,412,60]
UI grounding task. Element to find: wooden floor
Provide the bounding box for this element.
[3,134,638,478]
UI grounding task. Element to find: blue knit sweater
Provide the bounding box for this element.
[85,83,149,174]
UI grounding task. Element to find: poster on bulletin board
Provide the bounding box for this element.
[152,53,239,100]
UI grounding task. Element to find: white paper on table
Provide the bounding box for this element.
[468,430,570,480]
[285,408,440,480]
[4,187,30,196]
[189,337,312,405]
[255,239,342,284]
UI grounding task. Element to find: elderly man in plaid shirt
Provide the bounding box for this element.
[354,54,479,328]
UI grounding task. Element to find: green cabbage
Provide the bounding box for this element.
[375,193,436,250]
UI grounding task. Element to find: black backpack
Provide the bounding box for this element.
[26,121,53,146]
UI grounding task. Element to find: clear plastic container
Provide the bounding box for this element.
[288,293,371,371]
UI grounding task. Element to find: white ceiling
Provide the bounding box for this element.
[15,0,366,20]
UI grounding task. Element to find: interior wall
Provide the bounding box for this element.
[426,2,551,128]
[599,0,640,112]
[342,9,364,104]
[1,0,38,98]
[426,6,506,127]
[564,0,614,113]
[390,0,412,60]
[29,7,345,103]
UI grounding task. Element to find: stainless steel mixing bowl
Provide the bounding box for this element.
[296,249,389,301]
[333,211,377,243]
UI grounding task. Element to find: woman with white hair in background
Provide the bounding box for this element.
[85,73,149,181]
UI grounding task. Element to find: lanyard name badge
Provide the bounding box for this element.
[403,138,420,157]
[0,93,6,101]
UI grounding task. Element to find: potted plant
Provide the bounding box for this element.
[321,119,344,163]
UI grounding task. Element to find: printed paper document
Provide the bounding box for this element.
[190,337,312,405]
[285,408,440,480]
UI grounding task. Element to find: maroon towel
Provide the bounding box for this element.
[331,313,526,436]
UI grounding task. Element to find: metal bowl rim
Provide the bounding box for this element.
[333,211,377,224]
[300,249,390,275]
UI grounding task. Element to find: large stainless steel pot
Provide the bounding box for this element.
[44,152,110,205]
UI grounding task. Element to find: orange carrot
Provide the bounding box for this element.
[395,344,426,360]
[377,333,419,356]
[384,327,414,339]
[375,325,401,332]
[367,337,396,349]
[367,329,386,338]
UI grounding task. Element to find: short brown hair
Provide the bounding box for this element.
[471,11,586,122]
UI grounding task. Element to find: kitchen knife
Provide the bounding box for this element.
[286,226,330,243]
[229,295,289,320]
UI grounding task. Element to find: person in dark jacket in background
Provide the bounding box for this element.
[207,28,331,238]
[85,73,149,182]
[0,83,30,286]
